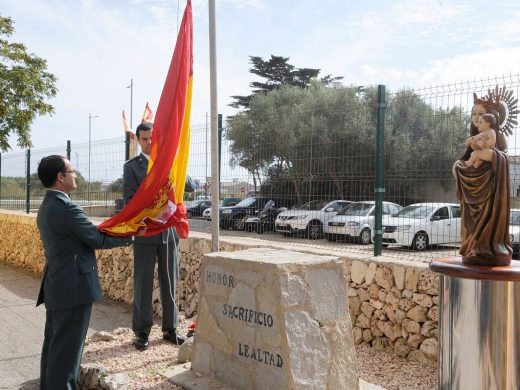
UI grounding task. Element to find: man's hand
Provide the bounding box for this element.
[137,227,148,236]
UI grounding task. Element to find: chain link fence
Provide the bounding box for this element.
[1,75,519,261]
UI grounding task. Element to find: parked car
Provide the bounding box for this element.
[186,199,211,218]
[202,207,212,220]
[380,203,461,251]
[510,209,520,259]
[202,197,242,221]
[222,197,241,207]
[275,200,350,239]
[324,201,403,244]
[220,196,294,230]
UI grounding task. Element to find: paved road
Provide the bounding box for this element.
[0,263,135,390]
[188,218,460,262]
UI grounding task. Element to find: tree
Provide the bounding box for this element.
[230,55,342,109]
[0,15,58,151]
[107,177,123,192]
[226,82,468,205]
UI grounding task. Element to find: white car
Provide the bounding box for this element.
[510,209,520,259]
[275,200,350,239]
[324,201,403,245]
[202,207,211,220]
[381,203,461,251]
[202,202,227,221]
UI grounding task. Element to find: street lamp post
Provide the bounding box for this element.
[88,113,100,203]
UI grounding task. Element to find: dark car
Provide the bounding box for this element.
[219,196,294,230]
[222,197,241,207]
[186,199,211,218]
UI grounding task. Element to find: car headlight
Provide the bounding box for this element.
[396,225,411,231]
[223,209,232,214]
[347,221,360,227]
[293,215,307,220]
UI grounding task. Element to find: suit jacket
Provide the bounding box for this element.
[36,190,132,310]
[123,153,187,245]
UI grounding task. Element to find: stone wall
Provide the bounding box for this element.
[0,210,438,366]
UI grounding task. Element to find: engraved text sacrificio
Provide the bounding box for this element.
[206,270,234,287]
[222,304,274,327]
[238,342,283,368]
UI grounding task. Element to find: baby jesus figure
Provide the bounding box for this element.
[464,113,497,169]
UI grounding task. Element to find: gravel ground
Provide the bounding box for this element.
[82,315,437,390]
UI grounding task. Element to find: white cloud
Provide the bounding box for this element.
[2,0,519,157]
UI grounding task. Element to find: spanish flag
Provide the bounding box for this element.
[99,0,193,238]
[122,110,138,159]
[122,103,155,159]
[142,102,154,123]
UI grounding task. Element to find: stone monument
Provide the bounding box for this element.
[191,247,359,389]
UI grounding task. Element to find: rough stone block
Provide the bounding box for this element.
[191,248,359,390]
[351,260,368,284]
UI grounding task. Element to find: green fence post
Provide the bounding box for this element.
[26,149,31,214]
[66,140,71,161]
[374,85,386,256]
[125,131,130,161]
[218,113,222,198]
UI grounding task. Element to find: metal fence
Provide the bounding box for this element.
[1,74,519,261]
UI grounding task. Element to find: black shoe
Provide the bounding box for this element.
[163,329,185,345]
[133,333,149,351]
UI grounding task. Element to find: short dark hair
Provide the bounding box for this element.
[38,155,66,188]
[136,121,153,139]
[482,113,497,129]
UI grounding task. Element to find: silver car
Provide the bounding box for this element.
[324,201,402,244]
[381,203,461,251]
[275,199,350,239]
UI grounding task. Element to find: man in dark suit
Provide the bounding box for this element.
[124,122,193,350]
[36,155,133,390]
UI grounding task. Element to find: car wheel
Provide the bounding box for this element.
[232,216,245,231]
[306,221,323,240]
[359,228,371,245]
[412,232,429,251]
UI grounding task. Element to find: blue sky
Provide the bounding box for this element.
[2,0,520,153]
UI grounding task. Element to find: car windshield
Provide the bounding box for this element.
[235,198,257,207]
[337,203,373,216]
[511,211,520,225]
[297,200,329,210]
[392,205,436,219]
[263,200,275,210]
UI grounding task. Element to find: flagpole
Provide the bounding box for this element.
[209,0,219,252]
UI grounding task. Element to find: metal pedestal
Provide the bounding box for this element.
[431,258,520,390]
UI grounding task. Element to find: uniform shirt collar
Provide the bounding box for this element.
[47,189,70,199]
[141,152,150,160]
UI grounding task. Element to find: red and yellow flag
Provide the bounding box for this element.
[99,0,193,238]
[122,110,138,159]
[142,102,154,123]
